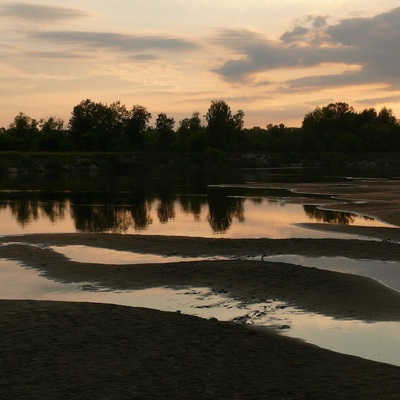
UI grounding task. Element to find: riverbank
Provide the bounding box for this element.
[1,179,400,398]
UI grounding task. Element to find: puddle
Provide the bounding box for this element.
[50,245,227,264]
[263,255,400,292]
[50,246,400,294]
[257,306,400,367]
[1,257,400,367]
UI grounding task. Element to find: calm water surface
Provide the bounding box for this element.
[0,168,392,238]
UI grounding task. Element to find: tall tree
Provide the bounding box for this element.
[302,102,356,133]
[155,113,175,151]
[205,100,244,150]
[38,116,64,134]
[125,105,152,150]
[68,99,128,150]
[8,112,38,150]
[377,107,398,126]
[37,116,67,151]
[177,111,205,152]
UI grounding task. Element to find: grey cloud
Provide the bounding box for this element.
[211,28,351,82]
[25,50,91,59]
[1,2,90,22]
[280,26,309,43]
[33,31,199,53]
[326,7,400,80]
[131,54,159,61]
[312,16,328,29]
[280,15,328,45]
[211,29,301,81]
[286,71,366,90]
[212,7,400,91]
[355,95,400,107]
[327,7,400,47]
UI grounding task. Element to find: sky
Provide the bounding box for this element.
[1,0,400,129]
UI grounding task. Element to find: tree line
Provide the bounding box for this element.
[1,99,399,153]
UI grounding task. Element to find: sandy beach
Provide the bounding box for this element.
[1,179,400,399]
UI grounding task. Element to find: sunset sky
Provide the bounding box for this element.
[1,0,400,129]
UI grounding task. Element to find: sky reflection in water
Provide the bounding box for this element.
[263,255,400,292]
[1,251,400,367]
[0,197,390,239]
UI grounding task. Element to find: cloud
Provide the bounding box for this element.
[325,7,400,80]
[280,15,329,45]
[131,54,159,61]
[211,28,301,81]
[355,95,400,107]
[33,31,200,54]
[212,7,400,90]
[1,2,90,23]
[211,27,353,82]
[25,50,91,59]
[327,7,400,48]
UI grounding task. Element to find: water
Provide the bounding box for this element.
[1,256,399,366]
[46,245,400,294]
[1,168,400,366]
[263,255,400,292]
[0,169,391,238]
[50,245,227,264]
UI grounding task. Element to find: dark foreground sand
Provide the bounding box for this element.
[1,179,400,399]
[1,300,400,400]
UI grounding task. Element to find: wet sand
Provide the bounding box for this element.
[1,179,400,399]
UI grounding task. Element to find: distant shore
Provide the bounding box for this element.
[2,150,400,173]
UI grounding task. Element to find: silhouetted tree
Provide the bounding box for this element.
[177,111,206,152]
[357,108,378,127]
[7,112,39,150]
[155,113,175,151]
[3,98,400,154]
[39,116,64,133]
[68,99,128,150]
[205,100,245,151]
[355,107,400,151]
[205,100,231,150]
[36,116,68,151]
[377,107,398,125]
[302,102,357,134]
[125,105,152,150]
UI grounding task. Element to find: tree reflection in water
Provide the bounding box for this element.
[0,187,377,234]
[207,188,245,233]
[303,204,374,224]
[0,192,68,226]
[179,195,206,222]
